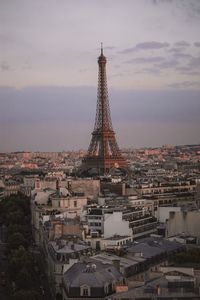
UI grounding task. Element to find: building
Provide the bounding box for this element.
[110,266,200,299]
[34,177,100,200]
[47,237,92,297]
[84,206,157,249]
[4,180,20,197]
[62,261,125,299]
[31,186,88,245]
[39,215,92,298]
[166,210,200,243]
[90,252,145,278]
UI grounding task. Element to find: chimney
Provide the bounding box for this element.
[56,179,60,193]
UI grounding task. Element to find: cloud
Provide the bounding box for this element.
[155,59,179,69]
[175,65,200,76]
[135,41,169,50]
[167,81,200,89]
[125,56,164,64]
[174,55,200,75]
[174,41,190,47]
[152,0,173,4]
[184,71,200,76]
[152,0,200,21]
[120,41,169,54]
[168,42,190,56]
[194,42,200,47]
[175,66,191,72]
[189,55,200,68]
[173,52,192,59]
[168,47,185,54]
[143,67,161,75]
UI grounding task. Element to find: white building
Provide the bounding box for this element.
[104,212,132,238]
[157,206,181,223]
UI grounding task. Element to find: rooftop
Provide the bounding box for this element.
[50,240,90,254]
[63,261,122,287]
[127,236,183,259]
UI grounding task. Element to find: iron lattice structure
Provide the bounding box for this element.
[82,47,127,175]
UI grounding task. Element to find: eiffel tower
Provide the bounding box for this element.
[81,45,127,175]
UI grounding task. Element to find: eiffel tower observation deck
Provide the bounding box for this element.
[81,45,127,175]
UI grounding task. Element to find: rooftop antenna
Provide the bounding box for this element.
[101,42,103,55]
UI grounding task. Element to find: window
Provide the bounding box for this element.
[105,283,109,294]
[74,200,77,207]
[80,285,90,297]
[83,288,88,296]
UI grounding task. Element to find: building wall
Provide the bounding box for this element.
[70,179,100,199]
[34,178,100,199]
[167,211,200,242]
[24,175,38,188]
[195,183,200,208]
[50,222,82,239]
[157,206,181,223]
[104,212,132,238]
[51,196,87,218]
[51,258,78,294]
[101,236,132,251]
[101,182,125,196]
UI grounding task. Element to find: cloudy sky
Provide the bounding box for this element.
[0,0,200,151]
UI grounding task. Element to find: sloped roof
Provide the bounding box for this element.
[127,237,183,259]
[63,262,122,287]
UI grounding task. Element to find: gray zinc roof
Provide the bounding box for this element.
[127,237,183,259]
[63,262,122,288]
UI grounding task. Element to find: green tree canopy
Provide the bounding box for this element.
[7,223,31,239]
[6,232,28,253]
[8,247,34,280]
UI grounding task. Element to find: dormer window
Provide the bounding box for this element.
[80,285,90,297]
[104,283,109,294]
[112,281,116,291]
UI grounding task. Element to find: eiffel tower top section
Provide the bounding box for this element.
[94,44,113,132]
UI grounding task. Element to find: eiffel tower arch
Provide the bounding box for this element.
[81,46,127,175]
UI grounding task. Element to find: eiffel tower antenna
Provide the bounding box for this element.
[101,42,103,55]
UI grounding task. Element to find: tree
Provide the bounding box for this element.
[7,223,31,240]
[6,232,28,253]
[7,210,24,225]
[12,290,42,300]
[15,267,32,290]
[8,247,34,280]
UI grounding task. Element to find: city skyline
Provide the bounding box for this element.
[1,0,200,151]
